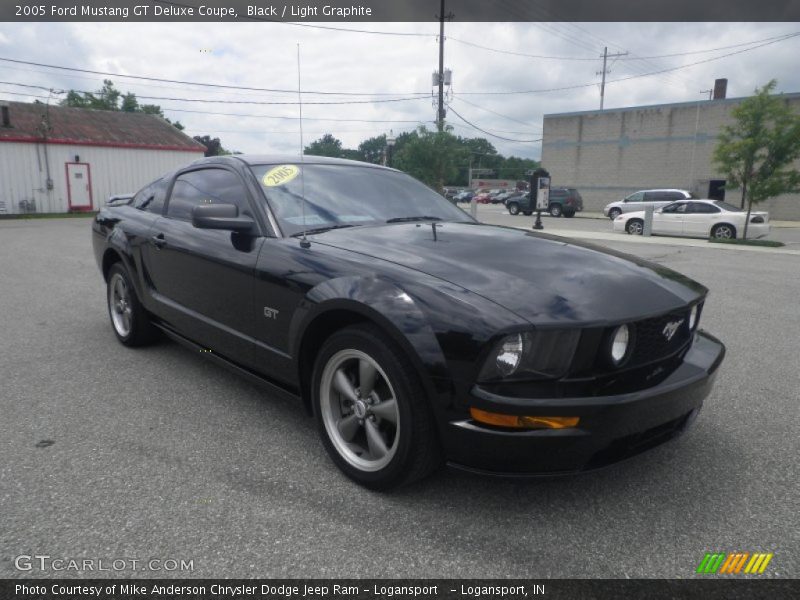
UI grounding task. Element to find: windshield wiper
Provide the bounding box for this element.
[291,224,355,237]
[386,216,443,223]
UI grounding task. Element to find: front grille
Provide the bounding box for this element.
[628,308,692,368]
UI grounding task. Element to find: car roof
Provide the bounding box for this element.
[190,154,396,170]
[633,189,691,193]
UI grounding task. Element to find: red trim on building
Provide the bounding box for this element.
[0,136,205,153]
[65,162,94,212]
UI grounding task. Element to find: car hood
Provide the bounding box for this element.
[313,222,706,325]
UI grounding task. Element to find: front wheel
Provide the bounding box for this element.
[626,219,644,235]
[549,204,563,217]
[608,208,622,220]
[507,202,520,215]
[711,223,736,239]
[313,324,441,489]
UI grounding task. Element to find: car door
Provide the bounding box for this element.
[623,191,645,213]
[682,201,721,237]
[653,201,688,236]
[143,167,265,368]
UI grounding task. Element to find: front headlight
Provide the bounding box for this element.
[479,330,580,381]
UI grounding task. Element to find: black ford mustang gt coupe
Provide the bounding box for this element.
[92,155,725,489]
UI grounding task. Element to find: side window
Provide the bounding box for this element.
[662,202,680,214]
[147,179,167,215]
[643,192,664,202]
[689,202,720,214]
[625,192,644,203]
[675,202,688,213]
[166,169,248,221]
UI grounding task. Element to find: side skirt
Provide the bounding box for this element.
[152,322,303,407]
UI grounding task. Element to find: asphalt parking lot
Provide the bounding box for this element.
[1,215,798,579]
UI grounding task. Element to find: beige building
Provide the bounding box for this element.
[541,92,800,220]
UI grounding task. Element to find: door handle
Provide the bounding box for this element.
[151,233,166,248]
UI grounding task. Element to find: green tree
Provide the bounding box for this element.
[304,133,346,157]
[393,126,469,193]
[713,80,800,238]
[60,80,184,130]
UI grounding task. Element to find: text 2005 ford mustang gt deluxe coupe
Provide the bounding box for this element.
[93,156,725,489]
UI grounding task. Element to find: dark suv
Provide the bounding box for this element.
[506,188,584,218]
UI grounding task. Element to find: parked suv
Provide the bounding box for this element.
[604,189,694,219]
[506,187,584,218]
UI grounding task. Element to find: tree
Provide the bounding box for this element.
[304,133,346,158]
[713,80,800,238]
[393,126,469,193]
[193,135,227,157]
[60,79,184,130]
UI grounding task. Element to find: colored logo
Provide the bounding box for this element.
[696,552,773,574]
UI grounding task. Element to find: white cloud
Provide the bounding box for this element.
[0,21,797,159]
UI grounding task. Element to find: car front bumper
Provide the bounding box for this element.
[444,330,725,476]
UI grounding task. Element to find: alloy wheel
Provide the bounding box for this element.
[319,349,400,472]
[108,273,133,337]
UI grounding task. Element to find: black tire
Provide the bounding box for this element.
[507,202,520,216]
[522,211,532,216]
[312,324,441,490]
[609,208,622,220]
[564,210,575,218]
[106,263,159,346]
[711,223,736,240]
[626,218,644,235]
[549,203,563,218]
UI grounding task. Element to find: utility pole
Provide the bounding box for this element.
[436,0,453,131]
[597,46,628,110]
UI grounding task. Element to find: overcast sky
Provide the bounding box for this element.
[0,21,798,159]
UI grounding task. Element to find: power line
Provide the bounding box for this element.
[447,105,541,143]
[0,56,429,96]
[448,37,597,61]
[451,96,541,131]
[457,34,798,95]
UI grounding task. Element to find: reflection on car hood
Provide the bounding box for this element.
[313,222,706,325]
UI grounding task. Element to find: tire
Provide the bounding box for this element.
[106,263,159,346]
[609,208,622,220]
[626,219,644,235]
[312,324,441,489]
[564,210,575,218]
[549,204,563,217]
[508,202,520,216]
[522,211,532,216]
[711,223,736,240]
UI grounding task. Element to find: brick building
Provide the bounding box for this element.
[541,91,800,220]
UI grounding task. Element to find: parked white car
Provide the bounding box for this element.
[612,199,770,240]
[604,189,693,219]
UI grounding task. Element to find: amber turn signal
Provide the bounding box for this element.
[470,408,579,430]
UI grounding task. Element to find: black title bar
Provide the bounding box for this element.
[4,0,800,22]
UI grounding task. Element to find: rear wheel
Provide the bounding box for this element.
[312,324,441,489]
[564,210,575,218]
[507,202,520,216]
[626,219,644,235]
[522,211,532,216]
[609,208,622,220]
[549,203,563,217]
[106,263,159,346]
[711,223,736,239]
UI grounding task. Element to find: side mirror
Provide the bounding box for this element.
[192,203,254,232]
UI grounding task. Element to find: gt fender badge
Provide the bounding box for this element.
[263,307,279,319]
[662,319,684,341]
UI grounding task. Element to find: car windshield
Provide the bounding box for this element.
[714,201,743,212]
[250,163,473,236]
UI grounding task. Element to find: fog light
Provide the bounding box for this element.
[470,408,579,429]
[610,324,630,365]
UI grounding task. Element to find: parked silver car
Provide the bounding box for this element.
[603,189,694,219]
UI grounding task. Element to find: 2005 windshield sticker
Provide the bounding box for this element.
[263,164,299,187]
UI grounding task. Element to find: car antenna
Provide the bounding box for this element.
[297,43,310,249]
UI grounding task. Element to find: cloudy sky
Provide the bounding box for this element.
[0,20,798,159]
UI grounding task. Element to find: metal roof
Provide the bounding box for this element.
[544,92,800,120]
[0,101,206,151]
